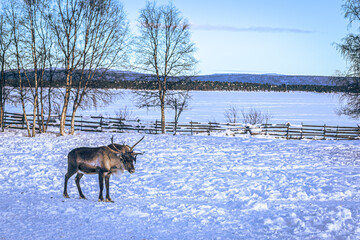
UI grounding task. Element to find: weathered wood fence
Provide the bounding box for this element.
[2,112,359,140]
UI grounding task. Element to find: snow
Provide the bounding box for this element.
[5,90,358,126]
[0,130,359,239]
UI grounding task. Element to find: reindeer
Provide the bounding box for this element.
[63,136,144,202]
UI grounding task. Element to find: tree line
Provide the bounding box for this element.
[3,69,347,93]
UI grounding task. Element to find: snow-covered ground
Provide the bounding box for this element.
[5,90,358,126]
[0,130,359,239]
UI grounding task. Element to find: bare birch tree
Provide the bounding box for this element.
[6,0,32,136]
[46,0,129,135]
[334,0,360,119]
[0,13,12,131]
[44,0,85,136]
[135,2,197,133]
[68,0,129,135]
[4,0,55,136]
[166,90,191,134]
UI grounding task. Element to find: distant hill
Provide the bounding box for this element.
[193,73,334,86]
[107,71,334,86]
[4,69,335,86]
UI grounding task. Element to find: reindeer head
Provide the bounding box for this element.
[109,136,144,174]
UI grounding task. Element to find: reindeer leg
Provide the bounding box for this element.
[75,173,86,199]
[105,173,113,202]
[63,170,76,198]
[98,171,105,202]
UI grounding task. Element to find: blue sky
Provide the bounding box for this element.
[125,0,350,76]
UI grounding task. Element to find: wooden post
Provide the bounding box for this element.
[336,126,338,140]
[286,122,290,139]
[3,112,7,129]
[117,117,121,132]
[300,122,303,140]
[100,116,103,132]
[265,123,268,136]
[22,113,25,129]
[323,124,326,140]
[137,119,141,133]
[190,121,193,136]
[155,120,158,134]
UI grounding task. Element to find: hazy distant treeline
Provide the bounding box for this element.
[4,75,344,93]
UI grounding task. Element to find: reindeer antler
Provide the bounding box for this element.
[130,136,145,151]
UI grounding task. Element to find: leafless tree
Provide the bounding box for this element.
[135,2,197,133]
[135,90,191,133]
[46,0,129,135]
[225,106,272,125]
[334,0,360,119]
[224,106,241,124]
[45,0,85,135]
[22,0,44,136]
[0,13,12,131]
[6,0,33,136]
[4,0,56,136]
[116,106,135,120]
[241,108,272,125]
[167,91,191,134]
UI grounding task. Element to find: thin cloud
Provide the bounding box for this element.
[191,24,313,34]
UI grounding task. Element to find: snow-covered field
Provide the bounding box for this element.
[0,130,359,239]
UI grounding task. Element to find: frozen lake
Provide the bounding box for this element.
[6,90,358,126]
[78,90,357,126]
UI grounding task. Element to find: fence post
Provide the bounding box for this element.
[3,112,6,129]
[155,120,158,134]
[80,115,83,131]
[190,121,193,135]
[22,113,25,129]
[323,124,326,140]
[265,123,268,135]
[336,126,338,140]
[119,118,122,132]
[300,122,303,140]
[286,122,290,139]
[100,116,103,132]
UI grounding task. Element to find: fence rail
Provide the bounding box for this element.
[2,112,359,140]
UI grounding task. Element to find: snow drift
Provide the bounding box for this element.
[0,130,359,239]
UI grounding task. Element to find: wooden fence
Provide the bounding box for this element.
[2,112,359,140]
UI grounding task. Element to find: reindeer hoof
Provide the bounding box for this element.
[63,194,70,198]
[105,198,114,203]
[79,196,86,200]
[98,198,105,202]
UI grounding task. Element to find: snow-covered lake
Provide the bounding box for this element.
[80,90,357,126]
[5,90,357,126]
[0,131,359,239]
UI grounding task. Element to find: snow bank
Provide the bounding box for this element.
[0,130,359,239]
